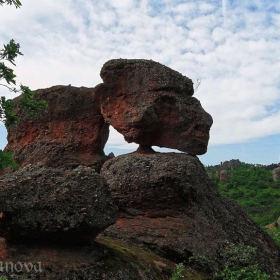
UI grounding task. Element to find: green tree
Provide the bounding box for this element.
[0,0,47,170]
[0,0,21,8]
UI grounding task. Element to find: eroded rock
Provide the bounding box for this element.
[95,59,213,155]
[5,85,109,172]
[101,153,279,273]
[0,164,117,243]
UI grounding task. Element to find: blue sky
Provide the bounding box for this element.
[0,0,279,166]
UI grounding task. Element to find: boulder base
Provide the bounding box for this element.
[101,153,279,273]
[0,164,117,243]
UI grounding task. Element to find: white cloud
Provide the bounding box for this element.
[0,0,279,154]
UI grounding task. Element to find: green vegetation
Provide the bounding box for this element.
[0,0,47,170]
[0,0,21,8]
[206,162,280,226]
[191,243,278,280]
[172,263,185,280]
[0,38,47,127]
[0,150,17,170]
[267,227,280,249]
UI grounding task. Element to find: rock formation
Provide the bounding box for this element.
[95,59,213,155]
[4,85,109,172]
[0,163,117,243]
[101,153,279,273]
[1,59,279,278]
[272,167,280,182]
[220,159,242,170]
[219,169,230,182]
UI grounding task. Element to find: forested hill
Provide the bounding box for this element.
[205,159,279,173]
[205,160,280,226]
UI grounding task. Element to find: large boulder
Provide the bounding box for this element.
[101,153,279,273]
[4,85,109,172]
[95,59,213,155]
[0,164,117,243]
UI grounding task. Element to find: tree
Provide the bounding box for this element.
[0,0,21,8]
[0,0,47,170]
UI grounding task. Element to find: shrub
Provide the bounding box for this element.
[190,243,278,280]
[172,263,185,280]
[267,228,280,249]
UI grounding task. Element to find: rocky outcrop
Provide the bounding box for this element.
[0,164,117,243]
[220,159,242,170]
[1,60,279,278]
[101,153,279,273]
[272,167,280,182]
[219,170,230,182]
[95,59,213,155]
[5,85,109,172]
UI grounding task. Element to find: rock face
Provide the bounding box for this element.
[220,159,242,170]
[0,164,117,243]
[101,153,279,273]
[5,85,109,172]
[219,170,230,182]
[95,59,213,155]
[272,167,280,182]
[0,236,200,280]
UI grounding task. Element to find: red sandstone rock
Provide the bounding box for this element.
[95,59,213,155]
[101,153,279,273]
[219,170,229,182]
[4,85,109,171]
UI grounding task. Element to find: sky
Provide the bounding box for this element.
[0,0,279,166]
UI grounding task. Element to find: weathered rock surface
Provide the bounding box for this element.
[101,153,279,273]
[272,167,280,182]
[95,59,213,155]
[0,236,206,280]
[0,164,117,243]
[5,85,109,172]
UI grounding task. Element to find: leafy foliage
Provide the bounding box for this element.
[0,0,21,8]
[19,86,47,118]
[0,150,18,170]
[0,0,47,170]
[0,38,47,127]
[0,96,16,127]
[172,263,185,280]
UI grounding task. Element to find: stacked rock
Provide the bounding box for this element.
[0,59,279,274]
[95,59,213,155]
[97,59,279,273]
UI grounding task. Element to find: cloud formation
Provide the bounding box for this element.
[0,0,279,152]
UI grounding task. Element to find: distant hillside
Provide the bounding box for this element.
[205,160,280,226]
[205,159,279,173]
